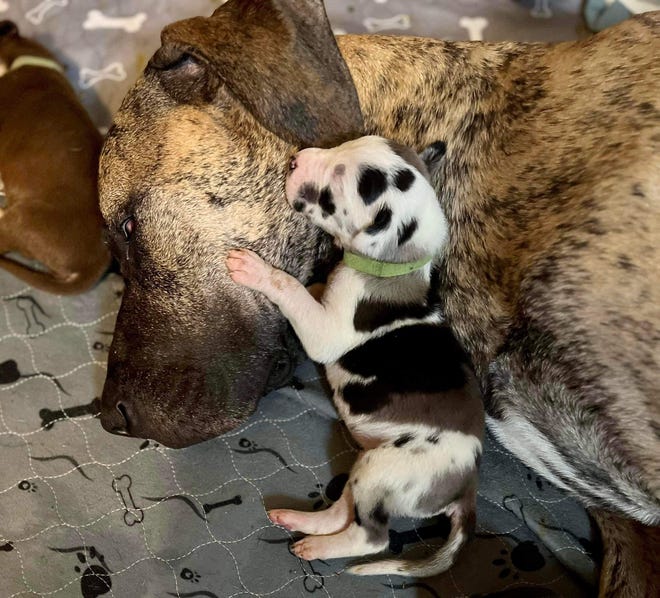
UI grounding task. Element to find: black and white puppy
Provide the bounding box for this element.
[226,135,484,577]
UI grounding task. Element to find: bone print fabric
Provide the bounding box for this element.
[1,1,599,597]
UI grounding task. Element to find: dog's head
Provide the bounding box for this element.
[285,135,448,260]
[98,0,364,447]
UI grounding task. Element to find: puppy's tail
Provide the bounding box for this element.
[349,493,475,578]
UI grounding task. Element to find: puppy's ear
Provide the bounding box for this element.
[419,141,447,174]
[0,21,18,38]
[150,0,364,148]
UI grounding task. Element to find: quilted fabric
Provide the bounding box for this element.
[1,1,603,597]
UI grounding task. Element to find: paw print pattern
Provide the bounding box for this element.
[308,473,348,509]
[493,541,546,579]
[180,568,201,583]
[526,470,549,492]
[18,480,37,493]
[74,550,112,598]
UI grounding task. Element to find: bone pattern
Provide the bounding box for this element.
[0,1,606,596]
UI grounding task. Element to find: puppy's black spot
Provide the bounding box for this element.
[353,299,435,332]
[334,164,346,176]
[394,168,415,192]
[365,206,392,235]
[397,220,418,246]
[426,434,439,444]
[319,187,335,215]
[354,505,362,526]
[293,200,304,212]
[358,167,388,205]
[370,501,388,525]
[299,183,319,203]
[340,325,471,414]
[394,434,413,447]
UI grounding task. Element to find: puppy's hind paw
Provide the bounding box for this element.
[292,536,327,561]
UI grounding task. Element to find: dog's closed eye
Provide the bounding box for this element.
[120,216,135,242]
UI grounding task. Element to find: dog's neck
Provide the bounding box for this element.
[338,35,546,362]
[338,35,520,213]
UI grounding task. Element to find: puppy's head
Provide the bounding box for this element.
[285,135,448,261]
[0,20,56,72]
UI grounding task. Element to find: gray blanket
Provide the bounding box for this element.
[1,2,602,597]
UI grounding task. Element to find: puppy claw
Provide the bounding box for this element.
[292,536,325,561]
[268,509,296,531]
[225,248,272,291]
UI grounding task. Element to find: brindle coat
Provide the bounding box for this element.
[98,1,659,594]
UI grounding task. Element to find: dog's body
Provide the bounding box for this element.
[0,21,109,294]
[227,136,484,576]
[98,2,659,593]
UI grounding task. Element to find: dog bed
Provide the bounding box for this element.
[1,1,601,596]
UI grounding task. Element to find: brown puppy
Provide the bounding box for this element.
[0,21,109,294]
[97,1,659,594]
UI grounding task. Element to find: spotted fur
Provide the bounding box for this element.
[227,136,484,576]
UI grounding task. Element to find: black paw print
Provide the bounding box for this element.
[308,473,348,509]
[139,439,160,450]
[290,377,305,390]
[181,568,201,583]
[74,550,112,598]
[492,541,545,579]
[18,480,37,493]
[526,470,551,492]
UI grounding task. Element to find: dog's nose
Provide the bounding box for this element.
[101,399,134,436]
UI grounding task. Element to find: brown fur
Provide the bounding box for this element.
[97,1,659,592]
[0,21,109,294]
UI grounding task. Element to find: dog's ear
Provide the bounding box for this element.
[0,21,18,38]
[149,0,364,148]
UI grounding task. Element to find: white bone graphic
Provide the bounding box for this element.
[458,16,489,41]
[83,10,147,34]
[79,62,126,89]
[363,14,411,33]
[112,475,144,526]
[26,0,68,26]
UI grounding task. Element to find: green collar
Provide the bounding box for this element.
[342,251,432,278]
[9,55,63,74]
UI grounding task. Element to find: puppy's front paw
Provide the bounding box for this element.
[226,248,273,292]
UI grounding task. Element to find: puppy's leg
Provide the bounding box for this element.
[226,249,352,363]
[269,482,354,535]
[291,451,391,561]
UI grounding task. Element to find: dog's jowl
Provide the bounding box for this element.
[227,136,484,576]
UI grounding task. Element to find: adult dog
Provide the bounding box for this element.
[98,1,659,594]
